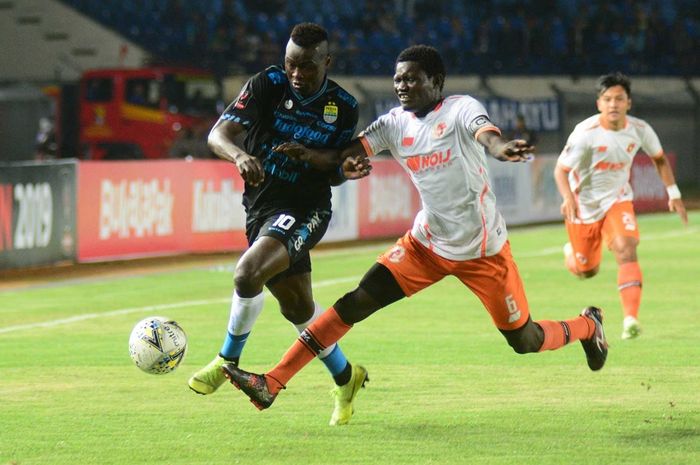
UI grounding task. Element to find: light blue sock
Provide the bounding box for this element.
[320,344,349,377]
[219,331,250,361]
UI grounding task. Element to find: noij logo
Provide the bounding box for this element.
[405,149,452,173]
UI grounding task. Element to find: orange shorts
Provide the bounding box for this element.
[566,201,640,272]
[377,232,530,330]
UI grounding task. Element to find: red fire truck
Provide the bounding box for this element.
[47,67,220,160]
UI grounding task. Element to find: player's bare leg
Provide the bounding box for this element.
[189,238,288,395]
[563,242,599,279]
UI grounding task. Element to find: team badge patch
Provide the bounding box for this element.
[284,99,293,109]
[234,84,251,109]
[432,121,447,138]
[386,245,406,263]
[323,103,338,123]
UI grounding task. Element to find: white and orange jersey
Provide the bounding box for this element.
[558,114,663,223]
[359,95,507,261]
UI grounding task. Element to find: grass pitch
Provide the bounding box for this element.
[1,212,698,465]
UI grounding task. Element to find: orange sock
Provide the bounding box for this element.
[618,262,642,319]
[537,316,594,351]
[266,307,352,394]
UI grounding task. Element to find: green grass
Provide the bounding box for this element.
[1,212,699,465]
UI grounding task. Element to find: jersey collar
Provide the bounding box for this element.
[412,98,445,119]
[289,76,329,106]
[598,114,628,131]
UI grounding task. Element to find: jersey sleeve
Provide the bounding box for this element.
[640,122,663,158]
[557,127,587,169]
[218,70,276,129]
[358,113,397,156]
[335,102,359,147]
[459,99,500,139]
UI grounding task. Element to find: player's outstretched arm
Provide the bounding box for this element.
[327,155,372,185]
[477,131,534,162]
[341,155,372,180]
[652,154,688,225]
[208,119,264,186]
[274,139,370,176]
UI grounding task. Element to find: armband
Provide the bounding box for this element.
[666,184,682,200]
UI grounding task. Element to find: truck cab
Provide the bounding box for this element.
[79,67,219,159]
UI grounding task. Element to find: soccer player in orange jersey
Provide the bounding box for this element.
[218,45,609,418]
[554,72,688,340]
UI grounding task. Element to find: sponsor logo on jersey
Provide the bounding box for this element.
[401,137,414,146]
[323,103,338,123]
[335,88,357,107]
[293,211,323,251]
[272,118,331,144]
[266,68,286,84]
[405,149,452,173]
[626,143,636,153]
[594,160,626,171]
[596,145,607,152]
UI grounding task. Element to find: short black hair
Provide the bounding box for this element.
[597,72,631,98]
[290,23,329,48]
[396,45,446,91]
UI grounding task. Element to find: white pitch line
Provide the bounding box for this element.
[515,226,698,259]
[0,276,360,335]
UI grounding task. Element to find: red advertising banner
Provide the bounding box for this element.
[77,160,247,261]
[187,161,247,253]
[631,153,676,213]
[356,159,420,238]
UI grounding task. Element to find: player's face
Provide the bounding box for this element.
[596,85,631,129]
[393,61,442,113]
[284,39,330,97]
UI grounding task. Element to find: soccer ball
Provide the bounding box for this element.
[128,317,187,374]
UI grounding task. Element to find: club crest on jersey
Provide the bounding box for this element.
[284,99,293,109]
[432,121,447,138]
[323,103,338,123]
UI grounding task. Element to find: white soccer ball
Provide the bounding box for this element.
[128,316,187,374]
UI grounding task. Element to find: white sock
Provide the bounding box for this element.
[228,291,265,336]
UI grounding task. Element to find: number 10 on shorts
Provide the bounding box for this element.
[272,214,296,231]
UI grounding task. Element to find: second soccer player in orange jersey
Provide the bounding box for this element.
[554,72,688,340]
